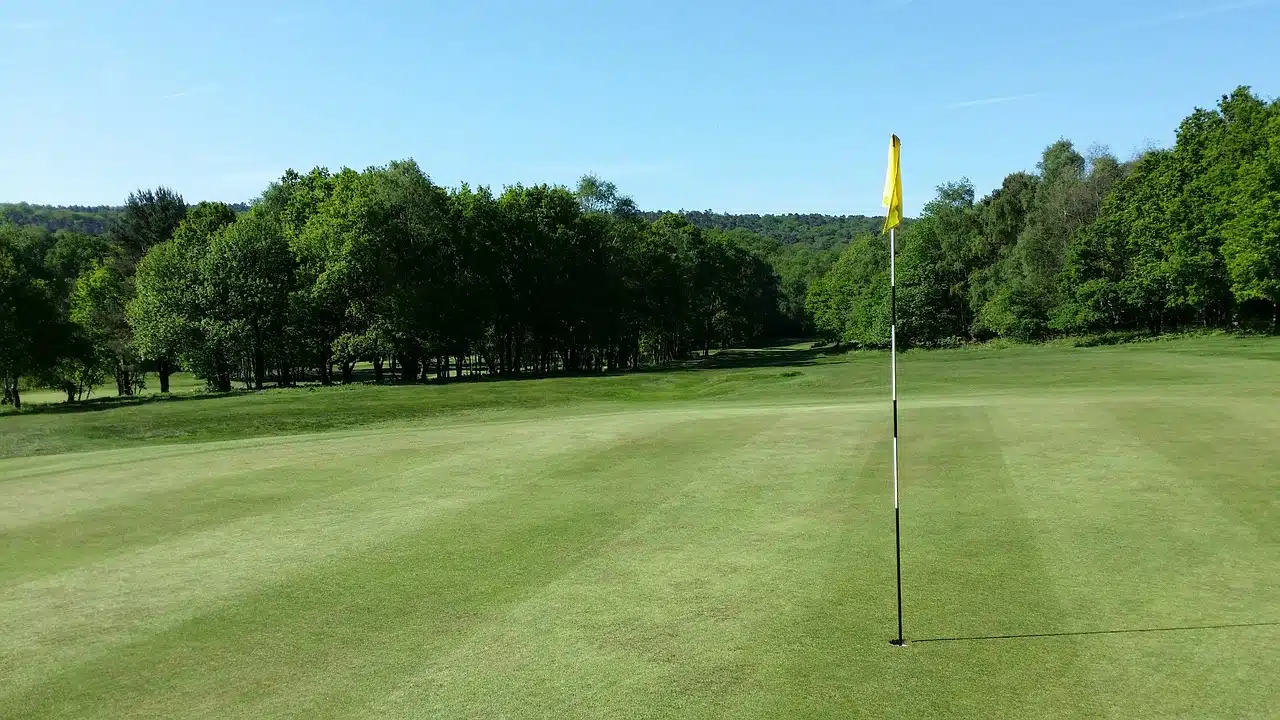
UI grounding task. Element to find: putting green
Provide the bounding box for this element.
[2,338,1277,718]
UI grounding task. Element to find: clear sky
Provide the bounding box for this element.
[2,0,1277,216]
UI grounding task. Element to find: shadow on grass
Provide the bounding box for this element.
[911,620,1280,644]
[1,341,848,418]
[655,344,838,371]
[460,343,849,380]
[2,389,254,417]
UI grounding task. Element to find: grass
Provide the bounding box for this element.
[1,336,1277,718]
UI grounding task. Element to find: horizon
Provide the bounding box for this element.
[0,196,893,219]
[2,0,1277,214]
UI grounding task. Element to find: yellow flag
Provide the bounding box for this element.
[882,134,903,234]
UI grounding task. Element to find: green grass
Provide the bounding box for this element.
[14,371,207,408]
[2,336,1278,718]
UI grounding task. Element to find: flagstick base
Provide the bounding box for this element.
[889,639,908,647]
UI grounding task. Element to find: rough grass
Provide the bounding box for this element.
[1,336,1278,718]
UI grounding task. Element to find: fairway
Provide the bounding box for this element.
[2,338,1278,718]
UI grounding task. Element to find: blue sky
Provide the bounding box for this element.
[1,0,1277,216]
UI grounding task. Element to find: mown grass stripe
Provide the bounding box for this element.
[0,411,691,703]
[1,413,780,719]
[362,406,882,719]
[1110,399,1280,541]
[990,398,1280,718]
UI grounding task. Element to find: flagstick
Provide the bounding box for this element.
[890,226,906,647]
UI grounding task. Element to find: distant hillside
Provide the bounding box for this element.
[5,202,892,250]
[632,211,907,337]
[641,211,889,251]
[1,202,251,234]
[0,203,121,235]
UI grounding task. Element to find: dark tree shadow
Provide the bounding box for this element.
[666,347,828,370]
[632,342,849,374]
[1,389,262,417]
[379,342,849,385]
[1,341,852,417]
[910,621,1280,644]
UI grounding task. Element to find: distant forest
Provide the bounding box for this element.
[7,203,874,253]
[2,85,1277,407]
[0,202,251,235]
[637,211,885,250]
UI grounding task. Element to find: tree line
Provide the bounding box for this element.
[808,86,1280,347]
[5,85,1276,408]
[2,170,781,407]
[9,202,879,342]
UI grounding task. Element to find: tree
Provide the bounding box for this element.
[968,143,1123,339]
[576,174,639,219]
[1220,98,1280,329]
[128,201,239,393]
[198,211,296,390]
[449,184,505,376]
[45,230,112,288]
[71,262,145,396]
[299,161,457,382]
[109,187,188,265]
[1062,87,1279,334]
[256,168,341,384]
[969,172,1039,338]
[1062,150,1178,332]
[896,180,982,344]
[1,226,74,409]
[805,233,889,347]
[130,244,195,394]
[38,332,108,403]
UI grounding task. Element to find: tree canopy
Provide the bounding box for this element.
[809,86,1280,347]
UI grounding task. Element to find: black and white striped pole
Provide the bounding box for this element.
[889,225,905,648]
[881,133,905,646]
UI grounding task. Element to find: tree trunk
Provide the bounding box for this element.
[66,386,76,403]
[253,349,266,390]
[504,327,514,376]
[123,366,137,396]
[320,346,333,386]
[400,353,420,383]
[341,361,353,385]
[11,382,19,410]
[158,359,172,394]
[374,357,384,384]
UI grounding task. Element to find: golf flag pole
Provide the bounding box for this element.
[883,134,906,647]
